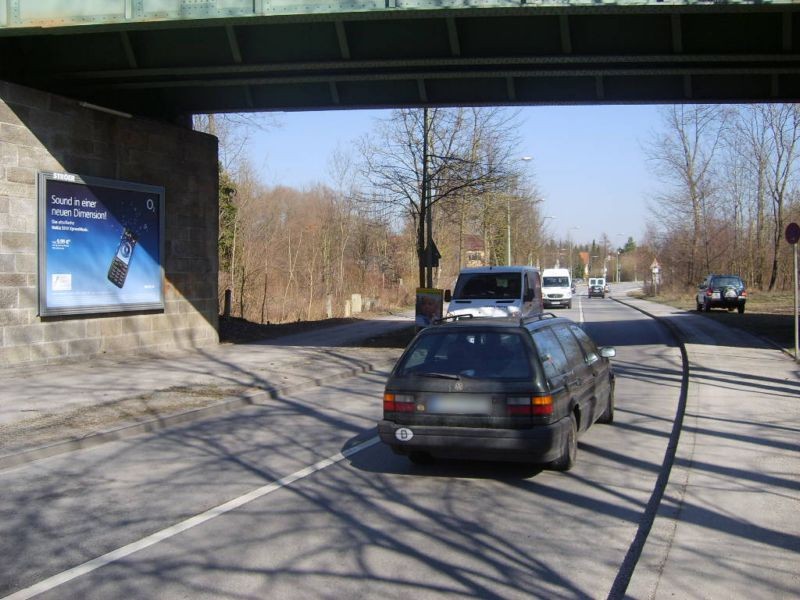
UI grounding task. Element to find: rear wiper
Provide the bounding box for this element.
[418,372,460,380]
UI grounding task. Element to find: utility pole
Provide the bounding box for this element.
[419,107,429,288]
[423,107,434,288]
[506,195,512,266]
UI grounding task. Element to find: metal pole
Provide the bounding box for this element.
[423,107,433,288]
[794,242,798,361]
[506,196,512,266]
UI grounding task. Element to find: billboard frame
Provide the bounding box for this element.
[37,171,166,317]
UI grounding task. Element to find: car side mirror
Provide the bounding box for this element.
[599,346,616,358]
[444,290,452,302]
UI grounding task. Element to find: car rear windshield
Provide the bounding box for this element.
[712,277,743,287]
[453,273,521,300]
[396,330,532,380]
[543,276,569,287]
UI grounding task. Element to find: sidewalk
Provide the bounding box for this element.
[0,314,412,469]
[617,297,800,599]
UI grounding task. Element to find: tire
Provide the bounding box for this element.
[408,451,435,465]
[738,303,745,315]
[550,413,577,472]
[568,300,573,309]
[696,298,703,311]
[703,299,711,312]
[597,380,615,424]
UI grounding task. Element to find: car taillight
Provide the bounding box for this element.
[532,395,554,416]
[506,395,553,416]
[383,392,414,412]
[740,290,747,297]
[507,396,532,415]
[705,288,713,297]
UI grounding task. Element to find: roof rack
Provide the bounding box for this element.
[432,314,474,325]
[520,312,559,325]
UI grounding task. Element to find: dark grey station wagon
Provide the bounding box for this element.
[378,314,616,471]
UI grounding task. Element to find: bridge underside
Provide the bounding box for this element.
[1,2,800,118]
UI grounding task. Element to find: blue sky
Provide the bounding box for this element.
[247,105,666,246]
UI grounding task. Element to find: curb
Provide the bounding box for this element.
[0,358,396,471]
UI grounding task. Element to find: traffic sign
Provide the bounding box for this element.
[786,222,800,245]
[424,241,441,267]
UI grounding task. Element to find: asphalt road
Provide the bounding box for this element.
[1,292,690,599]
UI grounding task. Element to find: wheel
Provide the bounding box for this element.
[727,307,735,312]
[408,451,434,465]
[568,300,573,309]
[696,298,703,311]
[703,299,711,312]
[550,413,577,471]
[598,380,615,424]
[738,304,745,314]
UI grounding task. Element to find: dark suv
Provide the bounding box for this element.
[696,274,747,314]
[378,314,616,471]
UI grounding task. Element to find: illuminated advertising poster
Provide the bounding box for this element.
[38,172,165,316]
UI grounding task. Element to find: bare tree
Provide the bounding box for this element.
[646,106,726,285]
[358,107,522,286]
[760,104,800,290]
[727,105,774,288]
[193,113,280,173]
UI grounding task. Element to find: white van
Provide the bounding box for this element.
[542,268,573,309]
[588,277,607,298]
[445,266,543,318]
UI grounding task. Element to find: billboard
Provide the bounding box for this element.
[38,172,165,316]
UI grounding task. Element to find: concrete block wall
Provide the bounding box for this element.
[0,81,219,367]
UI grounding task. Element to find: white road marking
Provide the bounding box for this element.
[578,295,585,324]
[4,436,381,600]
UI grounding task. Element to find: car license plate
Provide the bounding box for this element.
[425,395,490,415]
[712,292,721,299]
